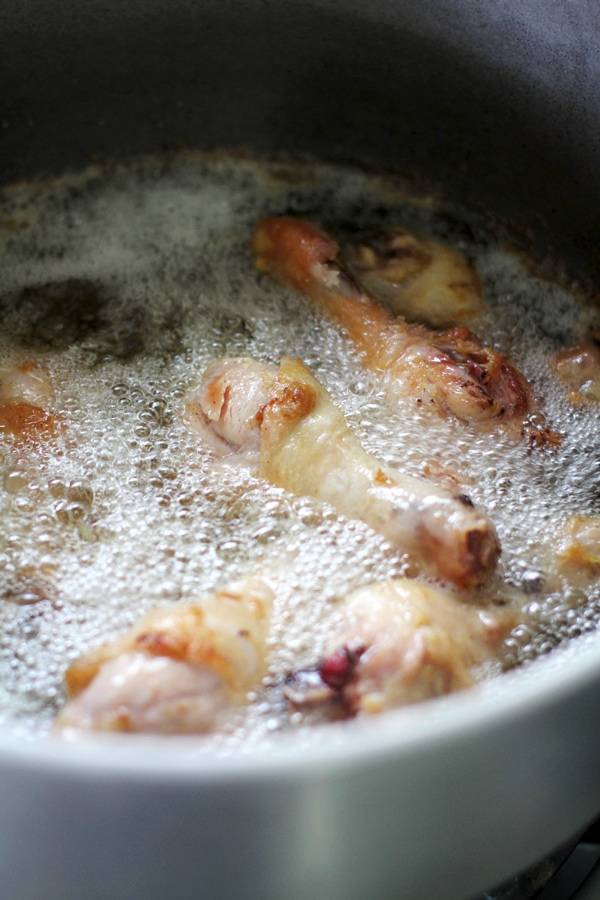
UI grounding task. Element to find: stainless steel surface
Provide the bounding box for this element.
[1,641,600,900]
[1,2,600,898]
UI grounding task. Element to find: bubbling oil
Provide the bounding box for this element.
[0,154,598,743]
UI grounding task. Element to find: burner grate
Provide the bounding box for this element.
[479,820,600,900]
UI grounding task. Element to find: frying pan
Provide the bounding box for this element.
[1,2,600,898]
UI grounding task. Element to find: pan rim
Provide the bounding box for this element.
[0,624,598,781]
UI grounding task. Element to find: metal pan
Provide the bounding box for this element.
[1,2,599,897]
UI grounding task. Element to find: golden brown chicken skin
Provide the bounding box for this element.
[554,334,600,405]
[556,515,600,576]
[252,217,558,447]
[344,227,484,327]
[187,356,500,590]
[56,578,273,734]
[0,360,59,441]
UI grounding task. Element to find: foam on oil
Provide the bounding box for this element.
[0,154,598,744]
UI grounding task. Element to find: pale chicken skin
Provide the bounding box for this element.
[302,579,513,715]
[344,227,484,327]
[56,578,273,734]
[252,217,559,447]
[0,360,59,441]
[185,357,276,455]
[187,356,500,589]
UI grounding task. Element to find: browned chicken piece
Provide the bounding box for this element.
[252,217,559,447]
[187,356,500,589]
[556,516,600,574]
[289,579,513,716]
[56,578,273,734]
[343,227,484,327]
[554,334,600,405]
[0,360,59,441]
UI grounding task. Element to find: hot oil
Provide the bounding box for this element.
[0,154,597,743]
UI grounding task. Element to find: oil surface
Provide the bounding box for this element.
[0,154,598,743]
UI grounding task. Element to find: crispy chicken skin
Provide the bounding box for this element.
[315,579,512,715]
[56,578,273,734]
[188,356,500,589]
[554,334,600,405]
[252,217,558,446]
[344,227,484,327]
[0,360,59,441]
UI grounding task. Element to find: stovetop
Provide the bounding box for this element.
[480,819,600,899]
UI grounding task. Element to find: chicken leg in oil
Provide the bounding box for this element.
[252,217,559,447]
[56,578,273,734]
[187,356,500,590]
